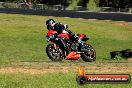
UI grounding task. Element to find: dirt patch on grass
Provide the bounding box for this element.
[115,22,132,26]
[86,66,132,73]
[0,67,69,75]
[0,64,132,74]
[128,58,132,61]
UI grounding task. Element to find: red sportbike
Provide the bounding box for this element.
[46,29,96,62]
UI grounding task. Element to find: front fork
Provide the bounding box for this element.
[51,42,66,58]
[51,42,57,49]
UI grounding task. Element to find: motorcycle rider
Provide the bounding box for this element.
[45,19,84,49]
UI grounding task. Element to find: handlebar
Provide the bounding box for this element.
[46,34,64,42]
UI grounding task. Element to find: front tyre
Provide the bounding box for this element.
[46,44,64,61]
[81,44,96,62]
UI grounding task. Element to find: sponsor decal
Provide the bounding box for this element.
[76,68,131,85]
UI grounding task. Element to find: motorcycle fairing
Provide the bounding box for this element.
[58,33,70,39]
[78,34,89,41]
[47,29,57,36]
[66,51,81,60]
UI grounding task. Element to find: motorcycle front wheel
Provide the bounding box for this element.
[46,44,64,61]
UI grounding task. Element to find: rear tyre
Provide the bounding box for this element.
[81,44,96,62]
[46,44,64,61]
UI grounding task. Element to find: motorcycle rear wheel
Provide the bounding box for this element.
[46,44,64,61]
[81,44,96,62]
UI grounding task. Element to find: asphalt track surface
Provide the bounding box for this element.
[0,8,132,22]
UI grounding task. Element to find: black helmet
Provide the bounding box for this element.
[46,19,55,26]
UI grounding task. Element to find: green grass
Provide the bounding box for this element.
[0,73,131,88]
[0,13,132,88]
[0,13,132,65]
